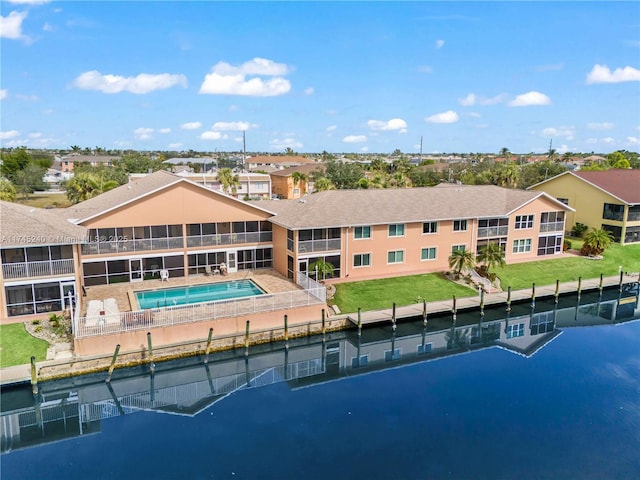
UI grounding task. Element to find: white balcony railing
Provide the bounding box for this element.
[2,259,75,279]
[82,237,183,255]
[298,238,341,254]
[186,231,272,248]
[539,222,564,233]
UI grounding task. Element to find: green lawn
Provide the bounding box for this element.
[16,192,71,208]
[492,242,640,290]
[332,272,477,313]
[0,323,49,368]
[331,242,640,314]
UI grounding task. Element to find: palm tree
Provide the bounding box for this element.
[581,228,614,257]
[0,177,17,202]
[313,176,335,192]
[448,249,476,277]
[217,168,240,195]
[476,242,505,276]
[65,173,118,204]
[308,259,334,281]
[290,171,308,196]
[494,161,520,188]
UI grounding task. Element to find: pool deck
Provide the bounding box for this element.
[81,269,301,316]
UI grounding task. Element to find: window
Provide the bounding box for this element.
[603,203,624,221]
[530,312,555,335]
[557,198,569,206]
[353,253,371,267]
[512,238,532,253]
[354,226,371,239]
[515,215,534,229]
[387,250,404,264]
[540,212,565,233]
[422,222,438,234]
[421,247,436,260]
[537,235,562,255]
[417,343,433,354]
[384,348,401,361]
[351,355,369,368]
[451,245,466,253]
[453,220,468,231]
[388,224,405,237]
[506,323,525,339]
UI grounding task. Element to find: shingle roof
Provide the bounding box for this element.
[64,170,181,222]
[0,201,87,247]
[269,164,323,177]
[247,155,318,165]
[572,169,640,204]
[260,184,562,229]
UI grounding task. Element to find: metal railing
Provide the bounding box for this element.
[539,222,564,233]
[81,237,184,255]
[477,226,509,238]
[186,231,272,248]
[73,285,326,339]
[296,271,327,302]
[1,258,75,279]
[298,238,341,253]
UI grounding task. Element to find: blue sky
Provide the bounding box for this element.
[1,1,639,155]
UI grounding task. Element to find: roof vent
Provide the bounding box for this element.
[298,199,306,204]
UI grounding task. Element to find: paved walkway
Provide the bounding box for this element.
[1,273,637,387]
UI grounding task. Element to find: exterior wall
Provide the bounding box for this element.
[271,225,290,278]
[530,174,630,243]
[271,176,308,199]
[73,304,326,356]
[505,196,567,264]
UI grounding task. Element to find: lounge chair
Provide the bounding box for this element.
[160,269,169,282]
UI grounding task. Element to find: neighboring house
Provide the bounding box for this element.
[262,183,572,283]
[529,169,640,244]
[246,155,318,172]
[130,171,272,200]
[270,164,321,199]
[0,202,86,320]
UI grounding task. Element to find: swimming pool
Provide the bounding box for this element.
[135,280,265,309]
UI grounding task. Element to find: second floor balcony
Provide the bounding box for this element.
[477,226,509,238]
[298,238,341,254]
[82,237,184,255]
[540,222,564,233]
[2,258,75,280]
[186,231,273,248]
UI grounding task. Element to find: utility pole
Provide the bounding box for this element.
[420,135,423,163]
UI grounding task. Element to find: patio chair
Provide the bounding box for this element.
[205,265,212,276]
[160,269,169,282]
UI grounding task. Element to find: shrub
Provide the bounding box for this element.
[31,319,41,326]
[34,326,42,333]
[563,239,572,251]
[571,222,588,238]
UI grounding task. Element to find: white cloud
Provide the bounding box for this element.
[425,110,459,124]
[508,91,551,107]
[458,92,507,106]
[181,121,202,130]
[199,57,292,96]
[133,127,153,140]
[73,70,188,94]
[0,130,20,140]
[541,126,575,140]
[211,121,251,131]
[602,137,616,144]
[304,87,314,95]
[627,137,639,145]
[367,118,407,132]
[168,142,183,149]
[269,138,303,150]
[158,128,171,134]
[200,131,225,140]
[0,89,7,100]
[587,122,614,130]
[435,39,445,49]
[343,135,367,143]
[1,10,28,40]
[586,64,640,84]
[326,125,337,132]
[228,104,239,112]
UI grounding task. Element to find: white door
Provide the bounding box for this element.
[129,258,143,282]
[226,251,238,273]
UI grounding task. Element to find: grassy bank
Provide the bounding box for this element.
[16,192,71,208]
[332,273,477,313]
[332,243,640,314]
[0,323,48,368]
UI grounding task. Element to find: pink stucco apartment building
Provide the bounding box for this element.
[0,171,572,326]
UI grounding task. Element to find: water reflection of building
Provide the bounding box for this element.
[1,286,638,454]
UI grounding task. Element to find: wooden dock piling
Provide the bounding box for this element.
[106,344,121,383]
[147,332,154,374]
[30,356,38,396]
[204,327,214,363]
[244,320,250,355]
[506,287,512,312]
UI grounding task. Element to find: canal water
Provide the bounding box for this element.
[2,285,639,479]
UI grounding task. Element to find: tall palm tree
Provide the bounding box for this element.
[313,176,335,192]
[290,171,308,196]
[476,242,505,275]
[65,172,118,204]
[217,168,240,195]
[581,228,614,256]
[448,249,476,276]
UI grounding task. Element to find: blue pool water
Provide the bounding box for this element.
[1,287,639,479]
[135,280,264,309]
